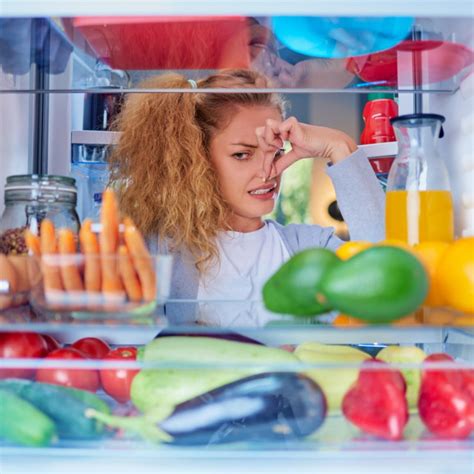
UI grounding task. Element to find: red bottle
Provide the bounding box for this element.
[360,98,398,144]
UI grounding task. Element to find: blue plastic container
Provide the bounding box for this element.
[271,17,414,59]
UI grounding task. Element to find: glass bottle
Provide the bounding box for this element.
[0,175,80,254]
[386,113,454,244]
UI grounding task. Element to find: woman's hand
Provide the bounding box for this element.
[255,116,357,180]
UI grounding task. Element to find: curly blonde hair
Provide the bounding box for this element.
[109,69,285,271]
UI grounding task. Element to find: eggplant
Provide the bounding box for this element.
[88,372,327,446]
[160,372,327,445]
[154,328,264,345]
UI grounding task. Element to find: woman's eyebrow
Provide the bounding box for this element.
[230,142,258,148]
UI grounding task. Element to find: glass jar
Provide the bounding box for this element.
[386,113,454,244]
[0,175,80,255]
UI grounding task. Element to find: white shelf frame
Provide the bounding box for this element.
[2,1,473,17]
[71,130,398,158]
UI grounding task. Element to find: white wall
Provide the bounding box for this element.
[308,93,362,139]
[0,71,34,215]
[0,60,74,220]
[47,60,73,177]
[429,72,474,237]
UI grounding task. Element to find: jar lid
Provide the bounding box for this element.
[390,113,446,125]
[5,174,77,194]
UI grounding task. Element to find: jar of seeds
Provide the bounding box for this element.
[0,175,80,255]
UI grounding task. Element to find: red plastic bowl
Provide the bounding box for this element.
[347,40,474,87]
[69,16,251,70]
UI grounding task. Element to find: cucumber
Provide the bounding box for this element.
[51,383,111,415]
[0,389,57,447]
[0,379,110,440]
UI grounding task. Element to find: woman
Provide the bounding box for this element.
[110,69,385,326]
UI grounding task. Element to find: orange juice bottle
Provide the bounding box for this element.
[386,114,454,245]
[386,190,454,243]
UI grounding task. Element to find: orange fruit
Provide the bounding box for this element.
[335,241,372,260]
[377,239,414,253]
[422,308,455,326]
[413,241,450,307]
[454,314,474,326]
[436,237,474,314]
[391,313,421,326]
[332,313,365,327]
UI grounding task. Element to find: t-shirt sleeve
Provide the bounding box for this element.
[326,148,386,242]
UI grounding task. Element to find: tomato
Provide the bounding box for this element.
[0,332,48,379]
[100,347,139,403]
[36,348,100,392]
[71,337,110,359]
[41,334,61,354]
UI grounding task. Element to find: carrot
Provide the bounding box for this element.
[22,229,41,292]
[100,188,120,253]
[99,189,124,296]
[118,245,143,302]
[39,219,63,292]
[79,219,101,293]
[24,229,41,256]
[123,217,156,302]
[79,219,92,240]
[58,228,83,292]
[23,229,42,294]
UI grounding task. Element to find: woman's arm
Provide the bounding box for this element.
[326,149,385,242]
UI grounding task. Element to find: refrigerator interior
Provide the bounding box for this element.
[0,4,473,473]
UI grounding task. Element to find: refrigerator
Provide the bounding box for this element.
[0,2,473,473]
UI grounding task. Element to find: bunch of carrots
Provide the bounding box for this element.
[24,189,156,305]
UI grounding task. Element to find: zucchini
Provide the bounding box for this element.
[133,337,299,413]
[0,389,57,447]
[142,336,297,365]
[0,379,110,440]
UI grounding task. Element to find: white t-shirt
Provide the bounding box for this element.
[197,222,290,327]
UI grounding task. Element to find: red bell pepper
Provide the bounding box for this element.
[418,353,474,439]
[342,360,408,440]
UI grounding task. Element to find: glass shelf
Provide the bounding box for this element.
[0,325,472,471]
[0,16,472,93]
[1,413,472,452]
[1,445,473,474]
[0,301,473,346]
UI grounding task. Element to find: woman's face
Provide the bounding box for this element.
[209,105,283,232]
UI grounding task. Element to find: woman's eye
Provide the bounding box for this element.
[232,152,251,161]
